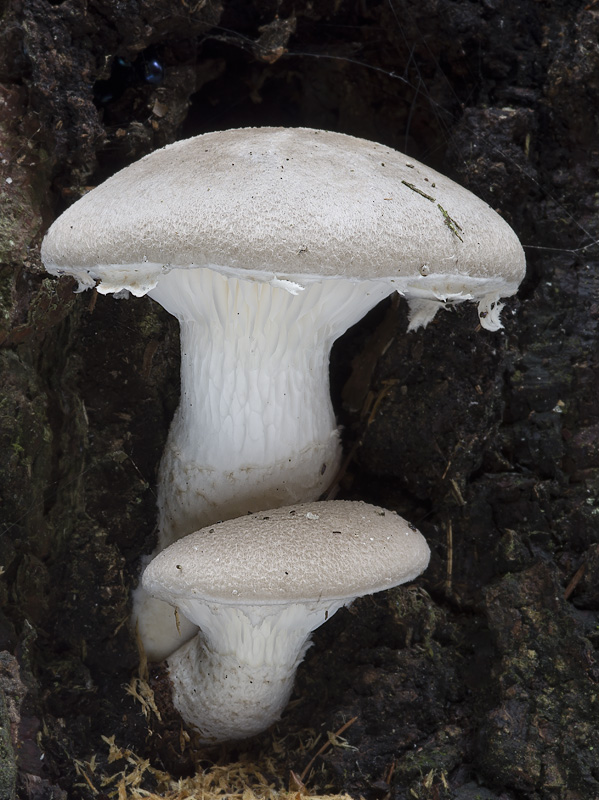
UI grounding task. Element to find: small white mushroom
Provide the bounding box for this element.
[41,127,525,658]
[142,500,430,744]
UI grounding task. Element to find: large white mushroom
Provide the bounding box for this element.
[41,127,525,659]
[142,500,430,744]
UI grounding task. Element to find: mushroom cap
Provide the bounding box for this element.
[142,500,430,606]
[41,126,525,299]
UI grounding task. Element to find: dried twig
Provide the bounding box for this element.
[299,717,358,784]
[445,519,453,597]
[564,562,586,601]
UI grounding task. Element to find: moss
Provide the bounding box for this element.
[0,267,78,347]
[0,350,52,551]
[394,726,463,798]
[0,98,43,267]
[0,182,40,265]
[0,268,13,326]
[133,297,170,339]
[480,564,599,794]
[0,654,24,800]
[387,585,454,653]
[0,687,16,800]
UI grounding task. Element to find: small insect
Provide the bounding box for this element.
[94,52,165,106]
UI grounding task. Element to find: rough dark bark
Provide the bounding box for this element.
[0,1,598,799]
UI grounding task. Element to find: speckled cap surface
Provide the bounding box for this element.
[42,126,525,289]
[142,500,430,606]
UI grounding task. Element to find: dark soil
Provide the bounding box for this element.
[0,1,598,799]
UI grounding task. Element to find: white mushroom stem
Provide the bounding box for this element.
[166,599,346,743]
[148,267,396,547]
[133,267,395,661]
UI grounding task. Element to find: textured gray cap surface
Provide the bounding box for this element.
[42,126,525,288]
[142,500,430,606]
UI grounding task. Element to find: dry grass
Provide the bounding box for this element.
[73,735,355,800]
[71,675,358,800]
